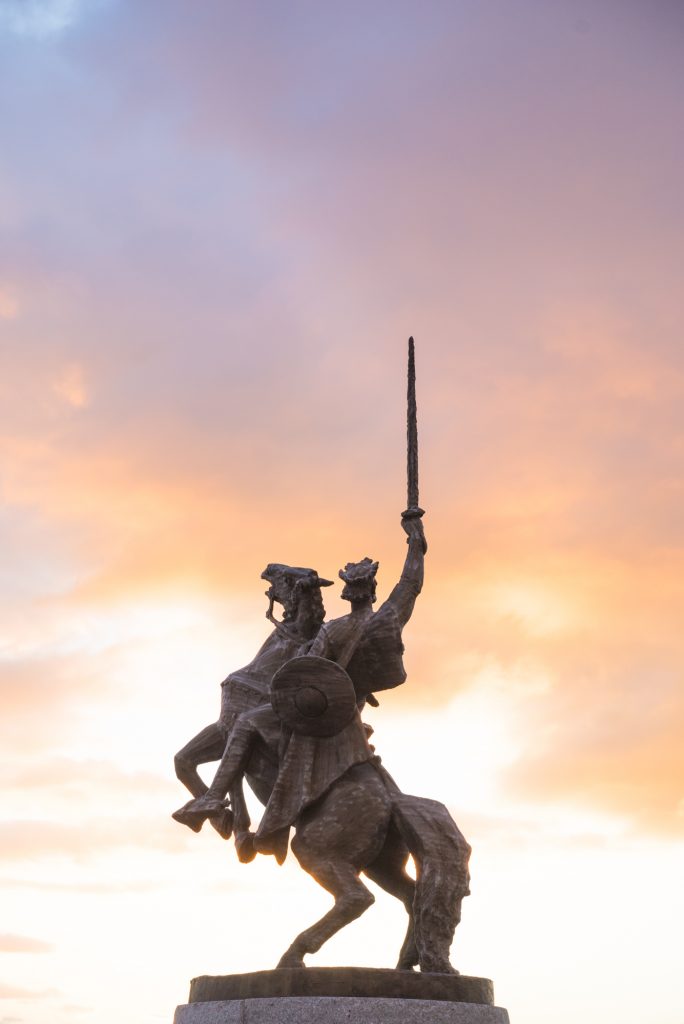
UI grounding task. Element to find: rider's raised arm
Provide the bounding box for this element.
[384,515,427,629]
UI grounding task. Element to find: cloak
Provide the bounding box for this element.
[345,603,407,698]
[255,710,373,839]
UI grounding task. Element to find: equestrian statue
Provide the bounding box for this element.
[172,338,471,975]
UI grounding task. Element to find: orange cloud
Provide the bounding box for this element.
[0,935,53,954]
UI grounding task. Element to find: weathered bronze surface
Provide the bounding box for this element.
[172,340,472,974]
[189,969,494,1004]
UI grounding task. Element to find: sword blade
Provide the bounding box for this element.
[407,336,419,511]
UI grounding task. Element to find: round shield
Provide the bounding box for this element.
[271,656,357,737]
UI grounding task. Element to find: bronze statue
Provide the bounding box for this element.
[172,339,471,974]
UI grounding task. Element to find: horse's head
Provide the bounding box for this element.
[261,564,332,636]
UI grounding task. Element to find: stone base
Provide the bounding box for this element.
[174,969,509,1023]
[174,996,510,1023]
[189,968,494,1004]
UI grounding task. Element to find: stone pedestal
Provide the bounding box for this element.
[174,968,510,1023]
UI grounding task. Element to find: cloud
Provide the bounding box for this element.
[506,657,684,834]
[0,818,191,863]
[0,0,84,38]
[0,936,53,954]
[52,363,89,409]
[0,655,120,754]
[0,878,162,894]
[0,984,57,999]
[3,758,172,795]
[0,287,18,319]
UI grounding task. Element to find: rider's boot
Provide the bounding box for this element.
[210,807,234,841]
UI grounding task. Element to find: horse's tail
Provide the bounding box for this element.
[389,790,471,973]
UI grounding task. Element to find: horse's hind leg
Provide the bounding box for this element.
[277,763,390,968]
[365,828,418,970]
[277,860,375,969]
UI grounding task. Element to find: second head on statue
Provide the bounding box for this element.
[339,558,379,605]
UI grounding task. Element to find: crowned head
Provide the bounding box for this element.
[339,557,379,605]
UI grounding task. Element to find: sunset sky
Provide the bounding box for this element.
[1,2,684,1022]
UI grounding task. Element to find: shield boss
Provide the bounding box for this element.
[271,656,357,737]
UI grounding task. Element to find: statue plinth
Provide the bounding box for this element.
[173,968,510,1023]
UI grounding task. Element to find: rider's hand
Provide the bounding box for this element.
[401,515,427,554]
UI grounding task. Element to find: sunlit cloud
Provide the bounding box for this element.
[0,983,58,999]
[0,818,191,862]
[478,579,578,638]
[0,935,53,954]
[3,758,170,793]
[0,877,162,894]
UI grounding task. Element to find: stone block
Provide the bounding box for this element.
[174,996,511,1024]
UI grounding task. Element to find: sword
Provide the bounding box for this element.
[404,336,424,520]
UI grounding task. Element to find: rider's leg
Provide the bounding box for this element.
[172,717,256,830]
[204,717,256,800]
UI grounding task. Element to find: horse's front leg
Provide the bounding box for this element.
[174,724,233,839]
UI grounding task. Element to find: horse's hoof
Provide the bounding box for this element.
[236,831,257,863]
[420,963,459,975]
[254,826,290,865]
[397,960,419,971]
